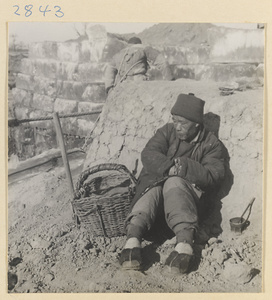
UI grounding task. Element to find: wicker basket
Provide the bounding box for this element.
[73,163,137,238]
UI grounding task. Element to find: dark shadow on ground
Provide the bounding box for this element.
[197,112,234,240]
[190,112,234,271]
[248,268,261,283]
[8,272,18,291]
[141,243,161,271]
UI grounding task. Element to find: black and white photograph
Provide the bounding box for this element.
[7,22,264,293]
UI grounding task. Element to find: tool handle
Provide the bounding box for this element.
[240,197,255,221]
[53,112,74,195]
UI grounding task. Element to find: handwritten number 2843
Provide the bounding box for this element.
[13,5,64,18]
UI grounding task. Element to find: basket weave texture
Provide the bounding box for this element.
[73,163,137,238]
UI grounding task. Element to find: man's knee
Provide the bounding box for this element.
[126,211,150,227]
[163,176,189,194]
[126,186,163,231]
[162,177,198,227]
[131,186,163,217]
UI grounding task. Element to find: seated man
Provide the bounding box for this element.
[104,37,174,94]
[119,93,225,274]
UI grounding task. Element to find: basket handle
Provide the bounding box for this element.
[75,163,137,195]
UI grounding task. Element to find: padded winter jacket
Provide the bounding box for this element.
[131,123,226,207]
[104,44,174,92]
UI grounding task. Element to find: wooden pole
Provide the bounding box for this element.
[53,112,74,195]
[53,112,76,222]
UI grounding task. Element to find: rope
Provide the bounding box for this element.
[80,115,101,152]
[80,95,110,152]
[116,60,144,86]
[8,110,102,127]
[112,47,144,89]
[113,48,129,87]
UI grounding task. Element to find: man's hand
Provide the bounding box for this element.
[168,158,183,176]
[169,159,182,176]
[174,158,183,176]
[169,165,177,175]
[174,157,183,166]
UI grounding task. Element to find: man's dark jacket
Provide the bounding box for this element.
[131,123,226,208]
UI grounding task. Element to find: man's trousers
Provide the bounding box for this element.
[125,177,201,245]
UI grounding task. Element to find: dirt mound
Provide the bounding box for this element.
[138,23,215,46]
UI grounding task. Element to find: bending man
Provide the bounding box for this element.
[104,37,174,94]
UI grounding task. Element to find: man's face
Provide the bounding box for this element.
[172,115,200,141]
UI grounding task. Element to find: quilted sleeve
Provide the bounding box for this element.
[141,124,174,177]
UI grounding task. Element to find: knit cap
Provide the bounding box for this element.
[171,93,205,124]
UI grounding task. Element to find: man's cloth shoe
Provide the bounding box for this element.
[165,250,192,274]
[119,248,142,270]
